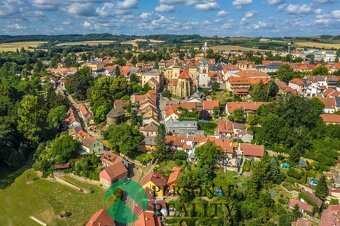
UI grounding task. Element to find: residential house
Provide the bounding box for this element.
[141,69,162,90]
[134,211,162,226]
[236,61,256,70]
[86,209,115,226]
[291,218,312,226]
[276,80,298,96]
[106,107,125,125]
[317,97,336,113]
[75,130,104,154]
[99,161,128,188]
[64,107,81,129]
[288,78,305,94]
[78,103,94,125]
[100,151,128,168]
[237,143,265,160]
[166,120,198,134]
[238,130,254,143]
[323,88,340,98]
[168,167,181,195]
[140,172,167,197]
[84,60,104,71]
[225,102,269,115]
[301,189,323,209]
[203,100,219,115]
[321,114,340,125]
[139,137,157,152]
[288,199,313,214]
[319,205,340,226]
[140,122,159,137]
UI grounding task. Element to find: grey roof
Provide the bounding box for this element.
[336,96,340,108]
[234,123,245,130]
[209,63,223,72]
[239,130,253,136]
[107,107,125,118]
[168,120,197,128]
[141,136,156,146]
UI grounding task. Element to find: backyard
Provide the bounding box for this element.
[0,169,108,226]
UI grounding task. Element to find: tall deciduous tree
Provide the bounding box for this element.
[17,95,47,144]
[277,64,294,84]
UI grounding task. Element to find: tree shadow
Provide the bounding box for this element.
[0,153,33,189]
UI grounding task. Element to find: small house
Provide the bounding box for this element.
[99,162,128,188]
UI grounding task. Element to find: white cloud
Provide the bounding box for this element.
[267,0,284,6]
[240,10,256,25]
[83,21,92,29]
[68,3,95,16]
[157,0,218,11]
[232,0,252,9]
[155,4,175,12]
[195,1,218,11]
[314,0,334,4]
[116,0,137,9]
[0,0,24,17]
[331,10,340,19]
[286,4,313,15]
[96,3,126,17]
[217,10,228,17]
[140,12,152,19]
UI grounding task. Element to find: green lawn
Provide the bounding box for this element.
[0,169,108,226]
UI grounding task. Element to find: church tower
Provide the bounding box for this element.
[198,42,210,88]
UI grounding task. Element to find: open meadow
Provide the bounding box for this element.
[0,169,107,226]
[211,45,271,52]
[56,40,115,46]
[294,41,340,49]
[0,41,46,52]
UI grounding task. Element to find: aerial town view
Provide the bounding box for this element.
[0,0,340,226]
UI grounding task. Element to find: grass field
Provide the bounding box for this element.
[121,39,164,47]
[0,169,108,226]
[0,41,46,52]
[294,42,340,49]
[56,40,115,47]
[211,45,270,52]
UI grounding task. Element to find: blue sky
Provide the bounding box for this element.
[0,0,339,36]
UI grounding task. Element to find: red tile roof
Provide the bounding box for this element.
[100,151,124,166]
[235,70,269,78]
[75,130,97,148]
[317,97,336,109]
[288,199,313,213]
[320,205,340,226]
[134,211,161,226]
[168,167,181,185]
[178,69,190,79]
[226,102,269,114]
[99,162,127,182]
[140,172,167,188]
[86,209,114,226]
[289,78,304,86]
[240,143,265,157]
[321,114,340,124]
[203,100,219,111]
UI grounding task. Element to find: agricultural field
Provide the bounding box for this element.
[293,41,340,49]
[56,40,115,46]
[0,169,107,226]
[211,45,272,52]
[121,39,164,47]
[0,41,46,52]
